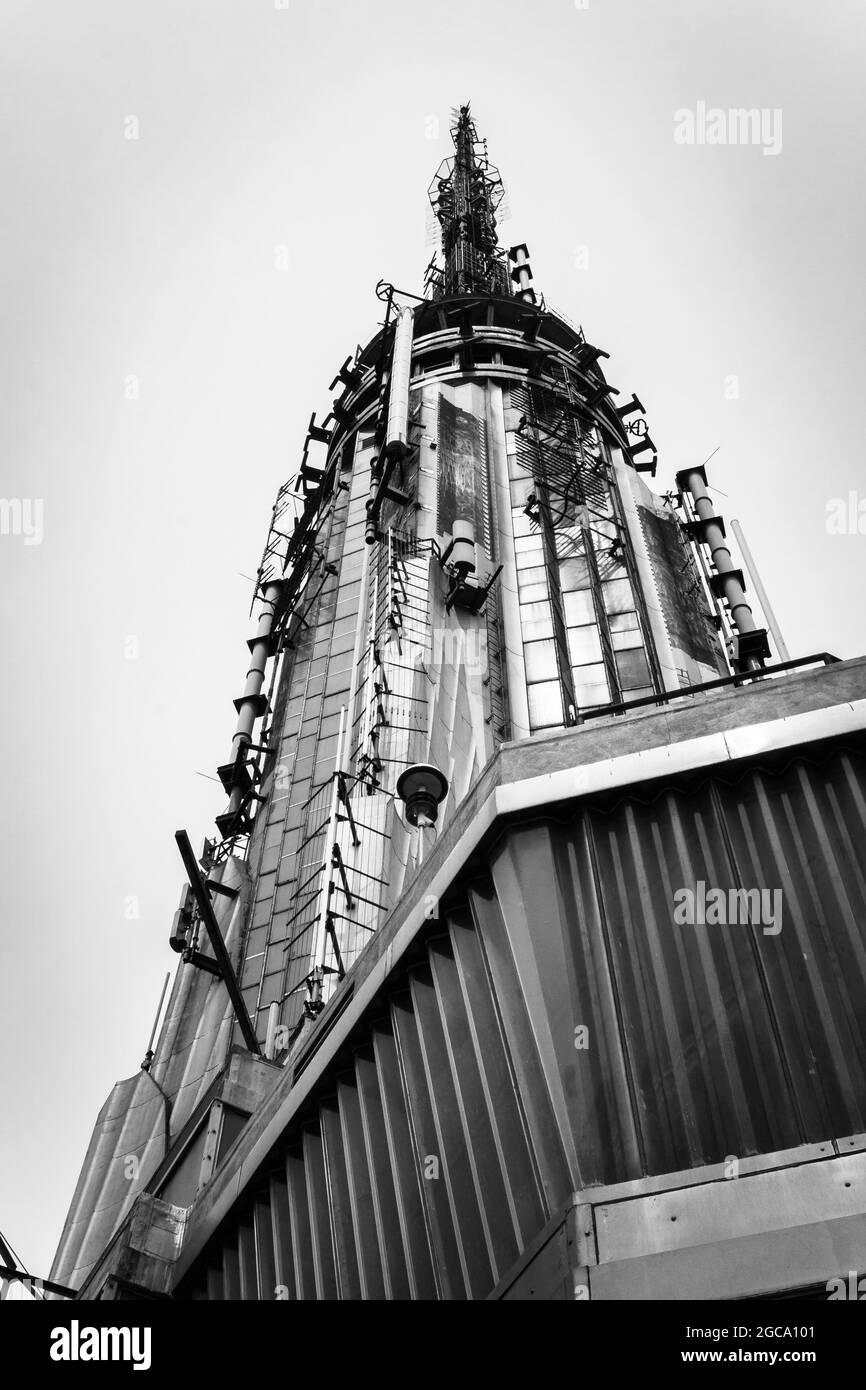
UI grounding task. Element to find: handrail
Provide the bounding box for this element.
[579,653,842,722]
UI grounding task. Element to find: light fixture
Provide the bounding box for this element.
[396,763,449,828]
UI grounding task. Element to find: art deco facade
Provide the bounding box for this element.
[52,108,866,1302]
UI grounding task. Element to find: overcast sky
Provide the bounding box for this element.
[1,0,864,1279]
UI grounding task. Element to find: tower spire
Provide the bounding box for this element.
[427,103,510,299]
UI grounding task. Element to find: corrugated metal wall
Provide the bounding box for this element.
[177,737,866,1299]
[181,910,568,1300]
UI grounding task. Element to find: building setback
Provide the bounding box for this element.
[52,106,866,1302]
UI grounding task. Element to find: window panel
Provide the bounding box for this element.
[555,531,585,562]
[603,577,635,614]
[313,734,339,760]
[524,639,558,682]
[518,582,548,604]
[519,601,554,641]
[522,616,554,641]
[612,628,643,651]
[519,600,553,623]
[313,757,337,786]
[318,713,343,740]
[572,670,610,708]
[514,533,544,556]
[596,551,629,583]
[563,590,595,626]
[579,690,610,709]
[511,509,535,538]
[527,680,563,729]
[558,557,589,590]
[518,565,548,589]
[516,543,545,569]
[572,662,608,692]
[244,926,268,961]
[609,611,640,632]
[567,624,602,666]
[510,476,535,507]
[615,648,651,689]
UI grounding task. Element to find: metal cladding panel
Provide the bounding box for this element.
[252,1193,275,1300]
[285,1148,315,1298]
[177,913,566,1300]
[368,1023,439,1300]
[487,740,866,1183]
[174,735,866,1299]
[436,389,489,546]
[636,502,723,672]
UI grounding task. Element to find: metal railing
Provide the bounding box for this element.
[579,653,841,722]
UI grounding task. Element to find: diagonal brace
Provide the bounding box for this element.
[175,829,261,1055]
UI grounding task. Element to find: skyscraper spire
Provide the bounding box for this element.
[427,103,511,298]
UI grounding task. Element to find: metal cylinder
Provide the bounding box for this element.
[451,518,477,576]
[683,470,756,633]
[232,579,282,751]
[365,474,379,545]
[385,306,414,457]
[228,578,282,813]
[510,244,534,302]
[265,1001,280,1060]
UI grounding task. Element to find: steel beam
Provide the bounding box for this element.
[174,829,261,1055]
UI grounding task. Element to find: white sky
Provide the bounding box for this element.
[1,0,864,1278]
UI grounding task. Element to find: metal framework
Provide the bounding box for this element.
[428,104,511,300]
[513,377,665,719]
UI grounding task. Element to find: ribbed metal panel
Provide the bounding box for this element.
[592,748,866,1170]
[175,737,866,1299]
[178,911,566,1299]
[369,1021,438,1299]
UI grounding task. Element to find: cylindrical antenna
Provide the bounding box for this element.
[227,576,284,819]
[142,971,170,1071]
[509,243,535,303]
[265,1001,280,1061]
[233,579,283,754]
[730,518,790,662]
[385,306,414,458]
[676,465,769,672]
